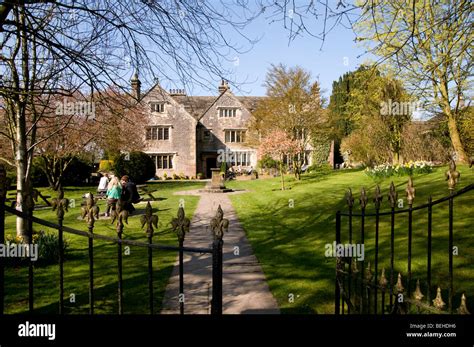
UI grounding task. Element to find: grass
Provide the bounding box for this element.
[3,181,205,314]
[226,165,474,314]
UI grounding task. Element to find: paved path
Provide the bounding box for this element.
[161,190,279,314]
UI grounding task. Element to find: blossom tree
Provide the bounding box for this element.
[259,130,302,190]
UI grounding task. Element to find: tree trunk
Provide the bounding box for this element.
[279,161,285,190]
[446,112,468,163]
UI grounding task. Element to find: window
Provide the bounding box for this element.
[150,102,165,113]
[294,128,306,140]
[151,154,174,169]
[218,108,237,117]
[146,126,170,140]
[229,151,251,166]
[224,130,245,143]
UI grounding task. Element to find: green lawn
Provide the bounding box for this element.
[226,165,474,314]
[3,181,205,314]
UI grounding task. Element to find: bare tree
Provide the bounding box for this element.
[0,0,259,238]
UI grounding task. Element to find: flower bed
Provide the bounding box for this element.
[365,161,434,179]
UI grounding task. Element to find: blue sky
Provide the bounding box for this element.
[186,7,371,102]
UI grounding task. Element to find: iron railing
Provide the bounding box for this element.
[335,162,473,315]
[0,165,224,315]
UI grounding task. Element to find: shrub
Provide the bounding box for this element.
[35,231,69,266]
[99,160,114,172]
[114,151,155,184]
[5,231,69,267]
[306,164,333,174]
[62,157,93,186]
[197,173,203,179]
[172,173,179,180]
[257,155,278,169]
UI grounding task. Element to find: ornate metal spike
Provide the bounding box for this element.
[81,192,100,226]
[379,268,388,289]
[396,273,404,293]
[111,198,129,229]
[140,202,159,237]
[365,261,373,283]
[388,181,398,208]
[210,205,229,241]
[406,177,415,205]
[432,287,446,310]
[457,293,470,314]
[445,159,460,191]
[373,185,383,209]
[345,188,354,208]
[52,189,69,220]
[414,279,424,301]
[359,187,368,209]
[171,206,190,242]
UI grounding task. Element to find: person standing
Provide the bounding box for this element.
[120,175,140,213]
[105,176,122,217]
[97,172,109,198]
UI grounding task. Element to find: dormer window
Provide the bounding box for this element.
[150,102,165,113]
[218,107,237,118]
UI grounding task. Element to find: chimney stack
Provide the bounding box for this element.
[218,79,229,93]
[131,71,141,100]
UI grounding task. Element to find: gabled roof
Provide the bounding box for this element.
[169,95,216,120]
[236,96,265,113]
[141,82,265,121]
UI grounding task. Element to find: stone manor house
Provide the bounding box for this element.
[130,75,316,178]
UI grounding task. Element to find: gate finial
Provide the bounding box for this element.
[210,205,229,241]
[140,202,158,237]
[414,279,424,301]
[432,287,446,310]
[396,273,404,293]
[457,293,470,314]
[345,188,354,208]
[52,189,69,220]
[406,177,415,205]
[388,182,398,208]
[359,187,368,209]
[171,206,190,242]
[445,159,460,191]
[81,193,100,227]
[373,185,383,209]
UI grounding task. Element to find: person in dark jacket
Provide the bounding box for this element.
[120,175,140,213]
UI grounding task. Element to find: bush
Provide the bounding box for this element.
[99,160,114,172]
[114,151,156,184]
[172,173,179,180]
[306,164,333,174]
[257,155,278,170]
[35,231,69,266]
[62,157,93,186]
[197,173,203,179]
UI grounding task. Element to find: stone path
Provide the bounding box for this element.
[161,190,279,314]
